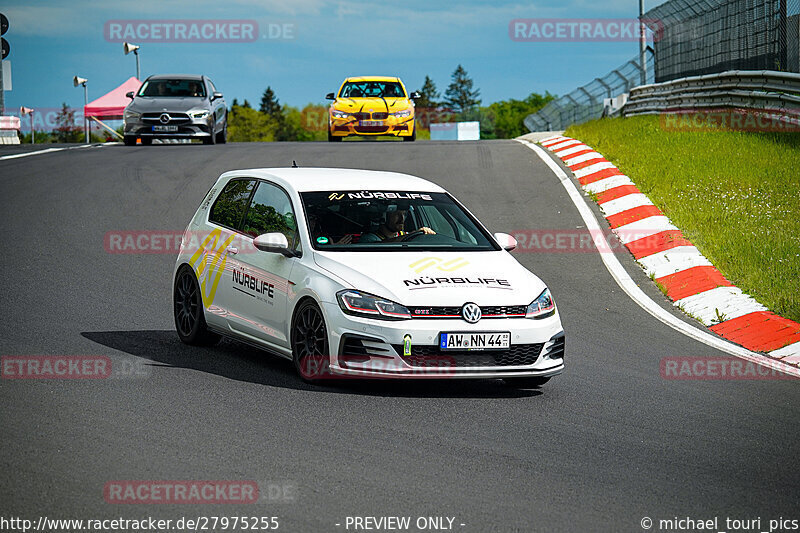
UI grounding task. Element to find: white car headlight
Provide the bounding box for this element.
[390,109,412,118]
[331,110,350,119]
[190,110,210,119]
[337,290,411,320]
[526,288,555,319]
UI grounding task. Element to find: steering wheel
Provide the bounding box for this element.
[398,230,425,242]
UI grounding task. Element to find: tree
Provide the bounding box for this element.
[274,115,298,142]
[414,75,443,128]
[227,103,278,142]
[54,103,82,143]
[481,92,555,139]
[289,104,328,141]
[242,99,252,109]
[415,76,440,110]
[258,86,301,141]
[259,86,282,116]
[444,65,481,119]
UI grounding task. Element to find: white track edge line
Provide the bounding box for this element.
[771,342,800,358]
[0,143,102,161]
[517,139,800,377]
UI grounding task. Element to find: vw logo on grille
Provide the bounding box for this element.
[159,113,171,124]
[461,302,482,323]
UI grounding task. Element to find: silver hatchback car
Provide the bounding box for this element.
[123,74,227,145]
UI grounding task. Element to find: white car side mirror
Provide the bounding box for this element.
[494,232,517,251]
[253,232,295,257]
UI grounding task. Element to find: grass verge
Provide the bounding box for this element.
[566,115,800,322]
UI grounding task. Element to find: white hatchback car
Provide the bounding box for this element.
[173,168,565,387]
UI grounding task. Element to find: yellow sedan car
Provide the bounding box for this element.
[326,76,420,142]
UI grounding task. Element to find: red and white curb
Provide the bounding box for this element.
[537,135,800,367]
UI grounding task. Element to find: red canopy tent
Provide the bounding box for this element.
[84,76,141,119]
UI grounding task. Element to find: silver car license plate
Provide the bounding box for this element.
[152,125,178,132]
[439,332,511,351]
[359,120,383,127]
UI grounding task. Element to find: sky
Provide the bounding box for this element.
[1,0,667,117]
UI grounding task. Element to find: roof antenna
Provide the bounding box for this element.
[292,160,298,168]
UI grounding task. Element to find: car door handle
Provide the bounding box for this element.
[226,246,238,255]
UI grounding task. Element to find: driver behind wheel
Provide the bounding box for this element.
[360,208,435,243]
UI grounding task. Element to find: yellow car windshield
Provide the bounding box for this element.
[340,81,405,99]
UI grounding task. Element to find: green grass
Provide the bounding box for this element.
[566,115,800,322]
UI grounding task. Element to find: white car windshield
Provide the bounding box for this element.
[301,191,498,251]
[138,79,206,98]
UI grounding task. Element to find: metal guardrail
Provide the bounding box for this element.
[524,48,654,132]
[622,70,800,118]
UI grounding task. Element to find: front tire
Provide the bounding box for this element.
[403,125,416,142]
[291,300,331,383]
[216,123,227,144]
[140,137,152,146]
[203,125,217,145]
[327,129,342,142]
[173,266,220,346]
[123,135,136,146]
[503,376,551,388]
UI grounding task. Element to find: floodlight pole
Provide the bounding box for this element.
[134,49,140,80]
[0,59,4,116]
[30,111,33,143]
[81,81,88,143]
[639,0,646,86]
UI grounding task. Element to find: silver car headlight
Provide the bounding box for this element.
[331,110,350,119]
[390,109,412,118]
[124,110,141,121]
[526,288,555,319]
[337,290,411,320]
[190,110,210,119]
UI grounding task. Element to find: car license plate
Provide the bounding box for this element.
[439,332,511,351]
[359,120,383,126]
[152,125,178,132]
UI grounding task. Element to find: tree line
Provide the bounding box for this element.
[229,65,554,141]
[412,65,554,138]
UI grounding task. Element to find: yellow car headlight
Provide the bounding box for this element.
[331,110,350,119]
[390,109,412,118]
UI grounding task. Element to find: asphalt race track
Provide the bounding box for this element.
[1,140,798,532]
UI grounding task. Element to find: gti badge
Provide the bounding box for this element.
[461,302,481,323]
